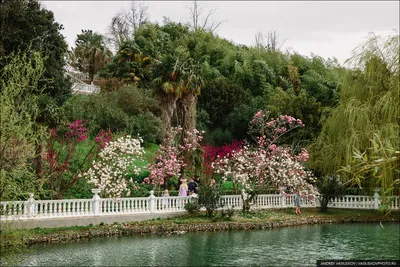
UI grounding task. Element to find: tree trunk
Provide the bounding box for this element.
[159,92,179,145]
[176,92,198,178]
[176,92,197,141]
[89,65,95,83]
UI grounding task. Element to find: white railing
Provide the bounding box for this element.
[328,195,375,209]
[1,191,398,221]
[220,195,243,209]
[64,65,100,94]
[64,65,90,81]
[72,83,100,94]
[69,72,89,82]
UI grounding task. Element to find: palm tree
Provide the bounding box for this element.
[70,30,112,82]
[152,45,204,144]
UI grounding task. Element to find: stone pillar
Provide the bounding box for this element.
[373,188,380,210]
[280,193,286,208]
[26,193,36,218]
[91,189,101,216]
[149,190,155,214]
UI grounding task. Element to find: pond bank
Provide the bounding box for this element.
[22,209,400,246]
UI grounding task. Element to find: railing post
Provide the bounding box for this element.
[373,188,380,210]
[26,193,35,218]
[149,190,155,214]
[280,193,286,208]
[91,189,101,216]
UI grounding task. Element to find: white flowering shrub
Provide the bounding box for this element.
[81,136,144,198]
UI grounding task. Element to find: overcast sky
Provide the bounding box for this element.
[43,1,399,65]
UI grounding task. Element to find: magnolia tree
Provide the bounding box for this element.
[81,136,144,199]
[213,110,318,211]
[144,127,204,191]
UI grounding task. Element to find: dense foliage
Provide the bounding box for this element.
[0,0,71,108]
[309,32,400,195]
[99,20,343,146]
[0,50,43,200]
[62,85,162,144]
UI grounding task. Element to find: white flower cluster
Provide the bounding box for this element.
[81,136,144,199]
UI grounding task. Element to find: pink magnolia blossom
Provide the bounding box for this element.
[144,127,204,187]
[213,110,318,199]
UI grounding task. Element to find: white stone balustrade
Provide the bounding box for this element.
[0,191,398,221]
[71,83,100,94]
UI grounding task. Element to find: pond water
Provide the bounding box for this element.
[19,223,399,266]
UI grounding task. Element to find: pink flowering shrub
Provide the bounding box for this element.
[249,110,304,148]
[202,140,244,183]
[45,121,113,199]
[213,110,318,204]
[144,127,204,189]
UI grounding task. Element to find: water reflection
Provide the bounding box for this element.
[20,224,399,266]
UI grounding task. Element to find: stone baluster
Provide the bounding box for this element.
[149,190,155,214]
[280,193,286,208]
[91,189,101,216]
[373,188,380,210]
[26,193,35,218]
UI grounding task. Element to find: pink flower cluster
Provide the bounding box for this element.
[202,140,244,162]
[145,127,204,187]
[65,120,89,141]
[249,110,304,147]
[95,129,113,148]
[213,110,318,200]
[295,148,309,163]
[202,140,244,182]
[45,121,114,199]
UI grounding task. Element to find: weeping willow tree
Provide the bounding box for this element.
[309,32,399,195]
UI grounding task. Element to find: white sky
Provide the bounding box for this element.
[42,1,399,65]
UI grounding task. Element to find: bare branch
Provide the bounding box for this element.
[107,11,130,49]
[254,30,286,51]
[185,1,224,32]
[107,1,149,50]
[126,1,149,32]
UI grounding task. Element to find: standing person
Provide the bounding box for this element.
[179,179,188,196]
[195,176,200,185]
[188,177,196,195]
[194,176,200,193]
[162,189,169,208]
[295,189,302,215]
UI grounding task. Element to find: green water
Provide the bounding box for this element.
[19,223,399,266]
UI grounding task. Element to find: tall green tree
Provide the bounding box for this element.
[1,0,73,181]
[70,30,112,82]
[266,87,323,145]
[0,0,71,106]
[309,32,400,193]
[0,50,44,201]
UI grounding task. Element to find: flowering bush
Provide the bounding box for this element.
[45,120,113,199]
[202,140,244,184]
[249,110,304,147]
[81,136,144,198]
[144,127,204,189]
[213,110,318,207]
